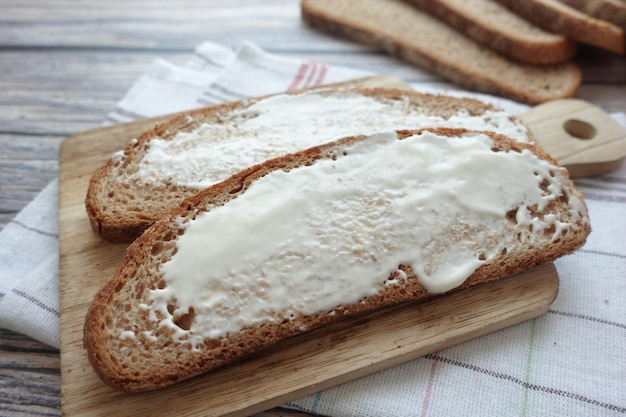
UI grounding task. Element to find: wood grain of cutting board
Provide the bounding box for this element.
[58,76,560,417]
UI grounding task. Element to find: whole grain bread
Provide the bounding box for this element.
[300,0,581,104]
[559,0,626,29]
[83,127,590,392]
[405,0,577,64]
[494,0,625,54]
[86,87,537,243]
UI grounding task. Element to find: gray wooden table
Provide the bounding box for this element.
[0,1,624,416]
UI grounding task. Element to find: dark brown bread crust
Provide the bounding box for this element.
[301,0,581,104]
[86,87,532,243]
[84,128,590,392]
[405,0,577,64]
[495,0,625,54]
[560,0,626,29]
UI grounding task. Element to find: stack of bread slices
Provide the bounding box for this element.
[83,86,591,392]
[301,0,626,104]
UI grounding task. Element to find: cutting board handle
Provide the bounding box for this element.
[519,99,626,178]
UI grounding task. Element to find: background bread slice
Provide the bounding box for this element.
[86,87,536,243]
[301,0,581,104]
[494,0,625,54]
[406,0,577,64]
[559,0,626,29]
[83,127,590,392]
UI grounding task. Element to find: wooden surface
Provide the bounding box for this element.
[519,99,626,177]
[0,1,624,416]
[58,109,559,417]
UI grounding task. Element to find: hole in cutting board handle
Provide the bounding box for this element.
[563,119,596,140]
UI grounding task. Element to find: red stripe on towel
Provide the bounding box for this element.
[420,352,440,417]
[303,61,318,88]
[314,64,328,86]
[287,62,310,91]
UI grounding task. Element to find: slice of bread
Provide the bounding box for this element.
[86,87,537,242]
[84,127,590,392]
[406,0,577,64]
[559,0,626,29]
[300,0,581,104]
[495,0,625,54]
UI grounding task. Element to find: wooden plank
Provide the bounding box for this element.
[0,134,61,228]
[58,84,559,416]
[0,1,322,50]
[577,84,626,113]
[0,328,61,417]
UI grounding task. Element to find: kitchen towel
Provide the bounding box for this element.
[0,40,624,416]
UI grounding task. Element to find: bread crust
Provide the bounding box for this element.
[84,127,590,392]
[301,0,581,104]
[495,0,625,54]
[406,0,577,64]
[86,87,534,243]
[560,0,626,29]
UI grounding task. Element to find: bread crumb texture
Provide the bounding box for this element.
[86,88,534,242]
[84,128,590,392]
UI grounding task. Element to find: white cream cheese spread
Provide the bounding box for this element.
[144,130,584,347]
[134,91,532,189]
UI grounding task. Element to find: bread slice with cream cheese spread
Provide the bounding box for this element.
[84,127,590,392]
[86,87,537,243]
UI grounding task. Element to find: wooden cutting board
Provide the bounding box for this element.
[58,77,568,417]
